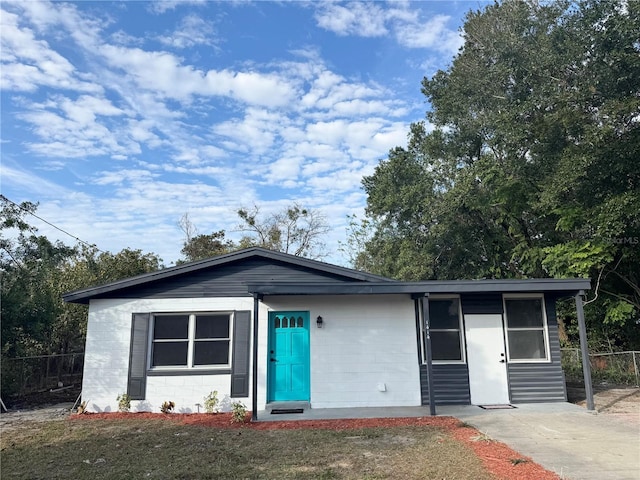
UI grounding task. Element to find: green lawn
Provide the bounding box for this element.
[1,418,492,479]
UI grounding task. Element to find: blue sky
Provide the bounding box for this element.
[1,0,487,266]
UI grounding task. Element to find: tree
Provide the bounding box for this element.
[179,231,236,263]
[236,204,329,259]
[1,197,163,358]
[47,246,162,355]
[338,214,377,272]
[1,198,77,358]
[360,0,640,350]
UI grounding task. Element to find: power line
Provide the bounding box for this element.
[1,195,106,253]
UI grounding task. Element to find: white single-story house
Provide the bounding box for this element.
[63,247,594,418]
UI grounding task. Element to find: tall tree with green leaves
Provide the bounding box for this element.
[1,197,163,359]
[360,0,640,349]
[179,230,236,263]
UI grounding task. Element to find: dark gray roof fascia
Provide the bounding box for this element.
[249,282,433,296]
[62,247,395,304]
[248,278,591,296]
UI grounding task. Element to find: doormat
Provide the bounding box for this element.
[270,408,304,414]
[478,405,516,410]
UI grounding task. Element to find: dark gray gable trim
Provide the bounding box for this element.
[230,310,251,397]
[128,313,150,400]
[63,248,394,304]
[248,278,591,296]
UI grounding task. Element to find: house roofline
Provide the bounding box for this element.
[247,278,591,296]
[62,247,394,304]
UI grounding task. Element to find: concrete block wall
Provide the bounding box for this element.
[84,294,421,413]
[83,297,261,413]
[266,295,421,408]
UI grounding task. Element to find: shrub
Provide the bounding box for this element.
[230,401,248,423]
[160,401,175,414]
[117,393,131,413]
[203,390,219,414]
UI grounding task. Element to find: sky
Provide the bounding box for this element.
[1,0,488,267]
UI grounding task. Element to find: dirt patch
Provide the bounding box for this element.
[0,402,74,432]
[566,382,640,425]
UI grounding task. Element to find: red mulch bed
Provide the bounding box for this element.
[73,412,559,480]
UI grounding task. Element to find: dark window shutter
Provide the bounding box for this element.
[128,313,150,400]
[230,310,251,397]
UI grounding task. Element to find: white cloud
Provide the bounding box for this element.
[93,168,158,186]
[110,30,144,47]
[18,94,136,158]
[264,156,304,186]
[0,8,100,93]
[100,44,297,107]
[394,14,463,54]
[314,2,463,55]
[1,0,430,265]
[147,0,207,15]
[213,108,283,156]
[315,2,388,37]
[157,14,219,49]
[0,163,71,197]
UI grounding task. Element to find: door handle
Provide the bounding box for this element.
[499,359,505,363]
[270,358,277,362]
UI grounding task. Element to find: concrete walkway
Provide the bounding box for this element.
[258,403,639,480]
[440,403,640,480]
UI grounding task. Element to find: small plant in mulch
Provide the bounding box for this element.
[230,401,248,423]
[203,391,220,414]
[471,431,494,442]
[457,421,474,428]
[117,393,131,413]
[160,401,175,414]
[76,401,88,414]
[510,458,530,465]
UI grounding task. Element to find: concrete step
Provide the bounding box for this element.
[265,401,310,413]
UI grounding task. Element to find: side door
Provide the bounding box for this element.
[464,313,510,405]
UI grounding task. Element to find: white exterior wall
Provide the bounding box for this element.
[83,294,420,413]
[83,297,268,413]
[265,295,421,408]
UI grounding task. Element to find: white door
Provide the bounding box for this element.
[464,314,510,405]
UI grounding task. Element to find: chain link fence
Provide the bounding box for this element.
[1,353,84,398]
[562,348,640,386]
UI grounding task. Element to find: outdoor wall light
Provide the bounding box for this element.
[316,316,324,328]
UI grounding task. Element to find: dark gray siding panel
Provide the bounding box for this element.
[508,363,567,402]
[108,258,362,299]
[420,364,470,405]
[128,313,150,400]
[461,294,503,314]
[508,296,567,403]
[230,311,251,398]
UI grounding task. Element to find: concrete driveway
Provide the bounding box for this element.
[439,403,640,480]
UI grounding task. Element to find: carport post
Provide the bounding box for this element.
[420,295,436,416]
[251,293,262,421]
[575,291,595,411]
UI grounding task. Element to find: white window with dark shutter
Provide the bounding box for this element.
[150,313,232,369]
[503,295,550,362]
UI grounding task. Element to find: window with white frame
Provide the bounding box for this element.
[428,297,465,362]
[151,313,231,368]
[504,296,548,361]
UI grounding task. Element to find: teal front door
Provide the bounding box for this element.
[268,311,310,402]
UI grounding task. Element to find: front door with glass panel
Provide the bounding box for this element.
[464,314,510,405]
[267,311,310,402]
